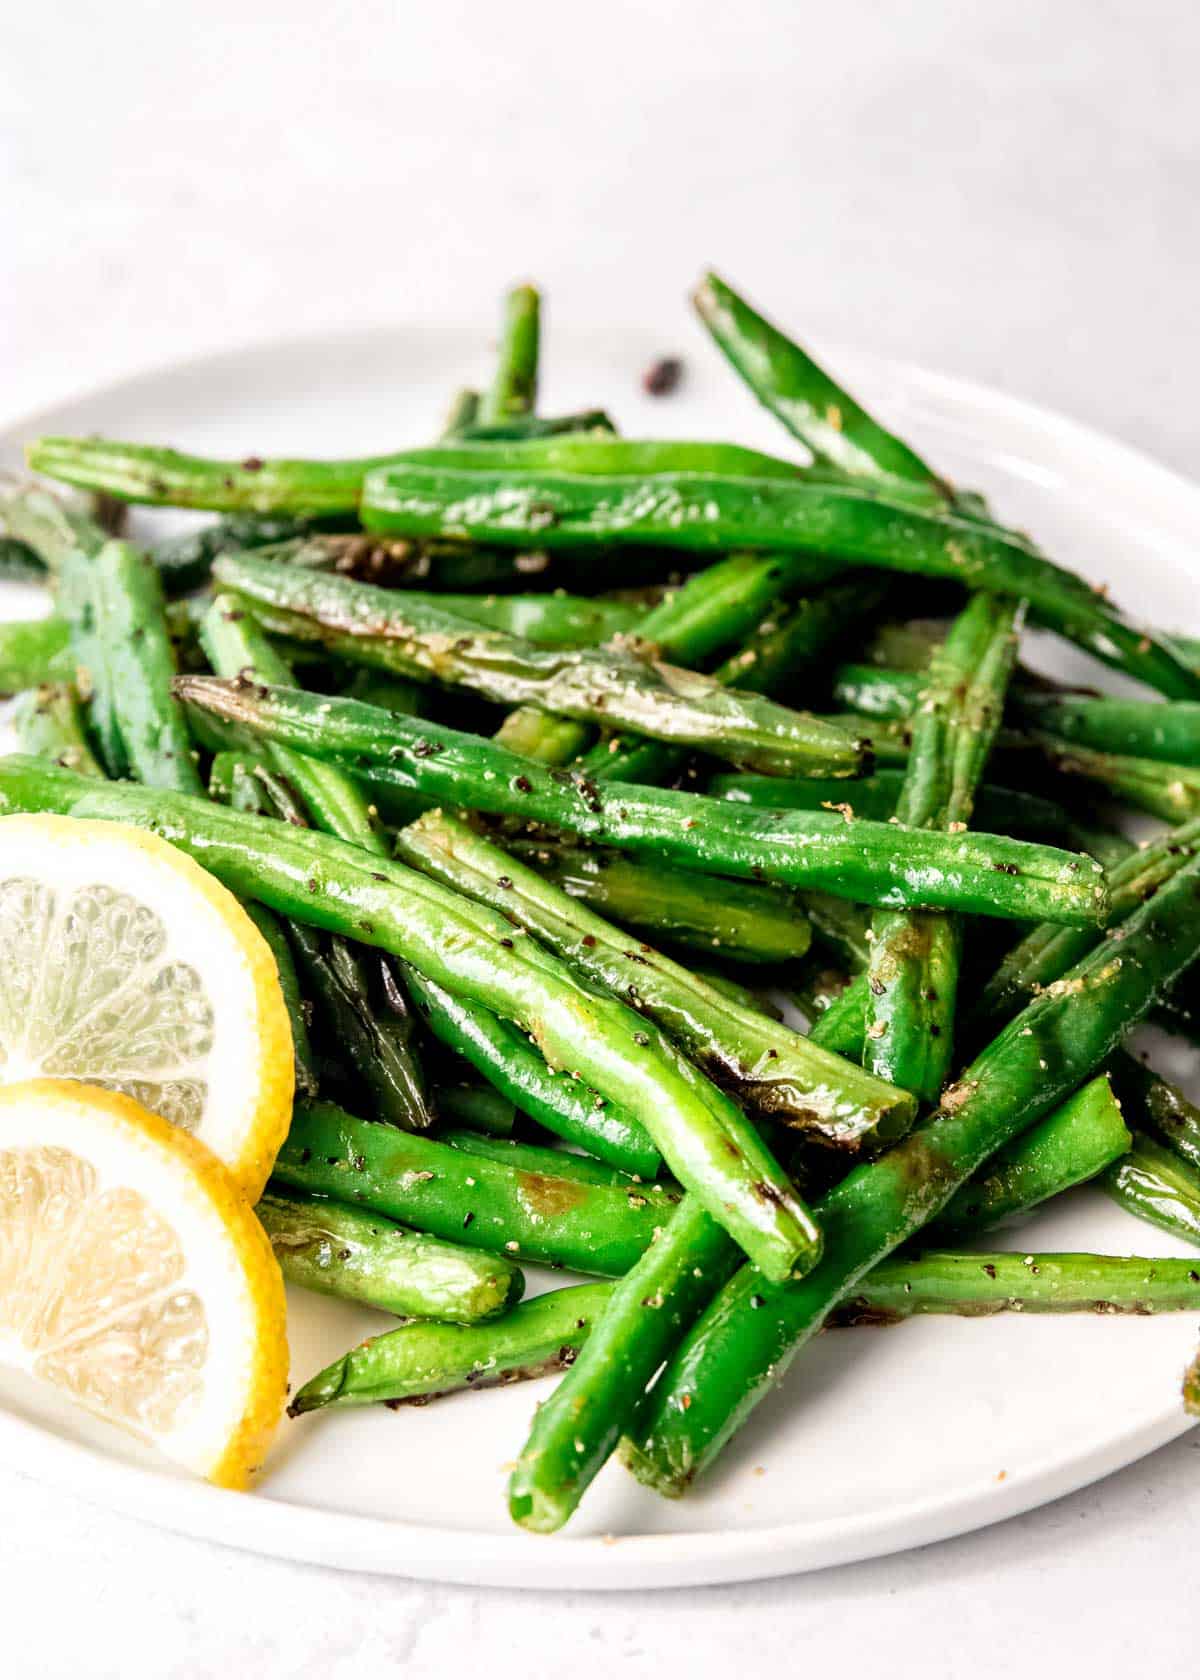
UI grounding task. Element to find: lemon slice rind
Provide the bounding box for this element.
[0,1079,288,1488]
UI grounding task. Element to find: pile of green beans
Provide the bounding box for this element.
[13,274,1200,1537]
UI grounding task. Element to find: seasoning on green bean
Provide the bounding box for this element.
[11,684,103,778]
[404,965,663,1178]
[256,1188,523,1321]
[834,1250,1200,1324]
[509,1195,741,1532]
[622,847,1200,1495]
[504,838,812,965]
[211,553,866,779]
[274,1100,680,1276]
[358,462,1199,700]
[862,594,1022,1103]
[693,270,943,490]
[174,676,1110,925]
[289,1281,614,1413]
[924,1075,1129,1242]
[398,808,916,1152]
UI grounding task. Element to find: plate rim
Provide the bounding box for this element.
[2,323,1198,1589]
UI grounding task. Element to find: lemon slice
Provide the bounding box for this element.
[0,814,293,1200]
[0,1080,288,1486]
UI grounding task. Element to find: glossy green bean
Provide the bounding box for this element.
[834,1251,1200,1322]
[509,1195,740,1532]
[404,966,662,1177]
[359,463,1199,699]
[274,1101,680,1276]
[924,1075,1129,1241]
[212,554,865,778]
[1108,1051,1200,1176]
[174,676,1109,925]
[200,595,386,853]
[257,1188,522,1321]
[90,541,202,793]
[693,271,942,489]
[863,595,1021,1103]
[397,810,913,1150]
[289,1281,614,1413]
[622,848,1200,1494]
[1102,1137,1200,1247]
[505,838,812,965]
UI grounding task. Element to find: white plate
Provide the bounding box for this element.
[1,323,1198,1590]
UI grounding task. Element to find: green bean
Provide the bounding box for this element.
[504,838,812,965]
[288,925,435,1132]
[175,676,1109,925]
[577,574,887,787]
[833,1251,1200,1323]
[434,1083,516,1135]
[242,902,318,1099]
[970,813,1200,1037]
[478,284,540,424]
[393,437,807,481]
[28,437,399,516]
[1108,1051,1200,1177]
[54,552,127,778]
[710,768,1074,843]
[924,1075,1129,1241]
[199,595,386,853]
[1,484,104,570]
[257,1188,522,1321]
[693,271,943,490]
[404,966,662,1177]
[358,463,1200,699]
[211,554,865,778]
[622,847,1200,1494]
[10,684,103,778]
[832,663,1200,823]
[274,1100,680,1276]
[89,541,202,793]
[397,809,915,1151]
[428,591,643,647]
[289,1281,614,1413]
[1102,1137,1200,1247]
[1010,691,1200,766]
[440,1131,634,1187]
[500,555,857,775]
[456,409,615,443]
[509,1195,740,1531]
[863,594,1021,1103]
[0,757,817,1281]
[291,1249,1200,1416]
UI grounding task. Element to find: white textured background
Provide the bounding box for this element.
[3,2,1198,1674]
